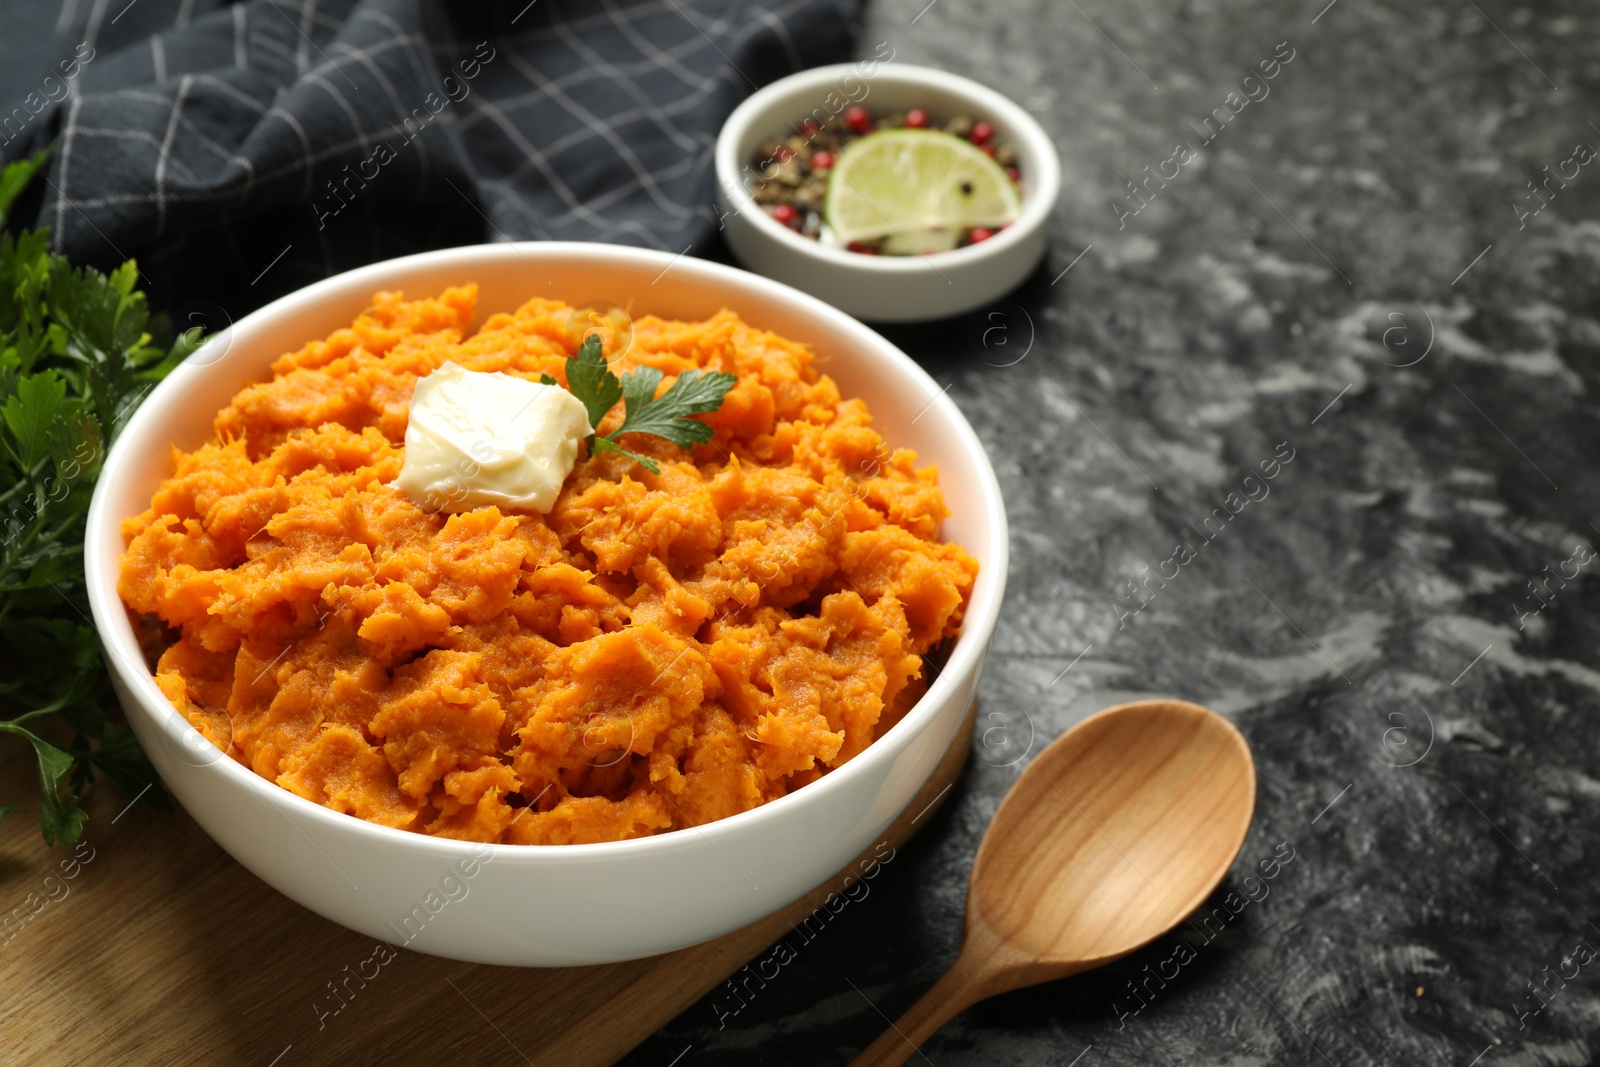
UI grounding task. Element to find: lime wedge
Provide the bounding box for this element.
[824,129,1021,251]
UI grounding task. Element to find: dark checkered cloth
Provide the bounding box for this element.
[0,0,858,320]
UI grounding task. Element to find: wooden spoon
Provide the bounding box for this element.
[851,698,1256,1066]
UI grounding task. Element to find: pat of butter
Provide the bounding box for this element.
[393,362,592,514]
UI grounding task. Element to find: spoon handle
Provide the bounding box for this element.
[848,951,990,1067]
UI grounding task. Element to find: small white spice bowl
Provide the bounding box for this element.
[715,62,1062,323]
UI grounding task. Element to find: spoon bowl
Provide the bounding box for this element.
[852,699,1255,1065]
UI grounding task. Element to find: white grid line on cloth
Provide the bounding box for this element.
[461,0,819,241]
[242,31,426,111]
[326,34,432,103]
[259,2,363,90]
[290,31,429,89]
[195,72,268,114]
[52,117,451,211]
[514,138,706,227]
[350,3,441,101]
[663,0,758,91]
[496,0,689,47]
[151,36,168,83]
[454,32,722,133]
[459,25,726,202]
[291,0,312,74]
[154,108,245,174]
[159,114,243,168]
[62,60,85,112]
[351,6,411,39]
[296,2,348,35]
[415,81,480,206]
[681,127,719,206]
[60,86,511,214]
[464,94,619,228]
[233,5,249,70]
[44,173,143,275]
[53,95,82,252]
[351,11,438,199]
[84,0,113,53]
[328,36,434,192]
[682,0,812,94]
[757,7,803,70]
[475,81,720,203]
[736,0,822,61]
[74,127,204,184]
[497,12,699,220]
[549,9,707,155]
[100,88,176,108]
[75,129,164,147]
[56,0,83,36]
[230,151,258,206]
[601,0,718,93]
[284,0,363,93]
[175,0,197,30]
[43,0,847,277]
[266,104,317,200]
[255,29,300,69]
[307,70,372,156]
[260,14,392,92]
[154,74,192,236]
[75,127,166,147]
[693,0,819,89]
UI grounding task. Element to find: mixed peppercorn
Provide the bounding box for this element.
[748,105,1021,254]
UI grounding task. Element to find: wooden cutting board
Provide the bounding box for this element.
[0,698,974,1066]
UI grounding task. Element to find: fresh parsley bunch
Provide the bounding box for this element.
[0,148,203,844]
[547,333,736,473]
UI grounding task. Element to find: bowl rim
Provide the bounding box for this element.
[85,240,1009,863]
[715,61,1063,274]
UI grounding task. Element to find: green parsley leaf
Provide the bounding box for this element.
[0,143,50,224]
[0,146,178,845]
[558,332,736,475]
[73,723,171,815]
[610,366,737,448]
[588,434,664,474]
[2,370,68,471]
[0,723,88,845]
[564,334,623,434]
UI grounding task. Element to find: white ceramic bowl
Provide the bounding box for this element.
[715,62,1062,323]
[84,242,1008,966]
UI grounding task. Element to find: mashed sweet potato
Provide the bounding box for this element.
[118,287,977,844]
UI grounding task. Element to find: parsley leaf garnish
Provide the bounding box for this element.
[564,334,624,434]
[0,146,192,845]
[561,333,735,475]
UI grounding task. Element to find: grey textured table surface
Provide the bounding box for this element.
[624,0,1600,1064]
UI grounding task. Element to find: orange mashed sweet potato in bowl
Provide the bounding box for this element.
[118,287,976,846]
